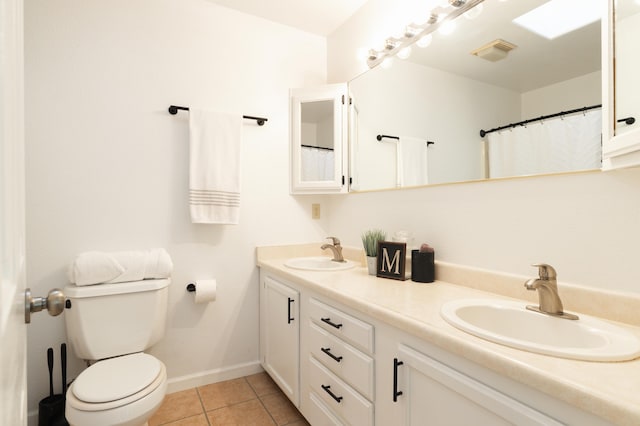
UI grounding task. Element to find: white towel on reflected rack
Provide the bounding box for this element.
[189,109,243,224]
[397,137,429,187]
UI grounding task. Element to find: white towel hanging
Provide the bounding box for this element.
[397,136,429,187]
[189,109,243,224]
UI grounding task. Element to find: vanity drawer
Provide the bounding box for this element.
[308,392,345,426]
[308,322,374,400]
[309,356,374,426]
[309,298,374,354]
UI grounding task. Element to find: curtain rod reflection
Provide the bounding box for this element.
[302,144,334,152]
[479,104,610,138]
[377,134,435,146]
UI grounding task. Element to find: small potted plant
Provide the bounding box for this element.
[361,229,386,275]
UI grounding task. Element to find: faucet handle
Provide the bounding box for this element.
[531,263,557,280]
[326,236,341,246]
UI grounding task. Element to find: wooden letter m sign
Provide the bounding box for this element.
[376,241,406,281]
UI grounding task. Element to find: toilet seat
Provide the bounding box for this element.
[67,353,166,412]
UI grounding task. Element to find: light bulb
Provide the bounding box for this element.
[397,46,412,59]
[384,38,399,51]
[404,26,420,38]
[381,57,394,69]
[416,34,433,48]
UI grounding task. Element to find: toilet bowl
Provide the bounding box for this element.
[63,278,171,426]
[65,353,167,426]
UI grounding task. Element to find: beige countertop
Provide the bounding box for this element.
[257,243,640,425]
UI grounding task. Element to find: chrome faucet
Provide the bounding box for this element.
[321,237,345,263]
[524,263,578,320]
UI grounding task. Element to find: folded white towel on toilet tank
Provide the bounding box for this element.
[68,248,173,286]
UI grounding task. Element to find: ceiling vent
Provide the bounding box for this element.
[470,39,517,62]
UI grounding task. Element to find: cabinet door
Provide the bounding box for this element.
[260,275,300,406]
[393,345,562,426]
[290,83,348,194]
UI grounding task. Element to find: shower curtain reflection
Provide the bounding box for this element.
[301,146,335,181]
[487,109,602,179]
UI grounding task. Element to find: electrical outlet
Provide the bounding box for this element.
[312,203,321,219]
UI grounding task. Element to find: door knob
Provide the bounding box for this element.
[25,288,66,324]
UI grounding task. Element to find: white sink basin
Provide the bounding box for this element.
[441,299,640,361]
[284,256,356,272]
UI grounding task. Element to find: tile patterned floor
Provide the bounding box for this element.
[149,372,310,426]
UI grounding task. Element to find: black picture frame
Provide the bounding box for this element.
[376,241,407,281]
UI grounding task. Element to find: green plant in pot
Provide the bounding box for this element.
[361,229,386,275]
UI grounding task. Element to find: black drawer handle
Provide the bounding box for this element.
[287,297,294,324]
[321,384,343,403]
[321,347,343,363]
[393,358,404,402]
[321,317,343,329]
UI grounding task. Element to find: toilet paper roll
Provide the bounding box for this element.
[193,279,217,303]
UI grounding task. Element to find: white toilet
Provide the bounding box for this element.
[63,278,171,426]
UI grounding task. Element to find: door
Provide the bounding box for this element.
[0,0,27,424]
[393,345,562,426]
[260,274,300,406]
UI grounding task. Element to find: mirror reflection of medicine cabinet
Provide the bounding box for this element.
[290,84,349,194]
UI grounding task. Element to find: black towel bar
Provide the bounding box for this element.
[168,105,268,126]
[377,134,435,146]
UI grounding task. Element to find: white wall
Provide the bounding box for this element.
[327,1,640,294]
[328,168,640,292]
[24,0,328,417]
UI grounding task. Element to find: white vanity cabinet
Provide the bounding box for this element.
[259,272,300,406]
[290,84,349,194]
[258,268,614,426]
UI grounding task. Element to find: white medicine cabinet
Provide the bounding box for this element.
[602,0,640,169]
[290,83,349,194]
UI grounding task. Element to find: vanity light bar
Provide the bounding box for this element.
[366,0,485,69]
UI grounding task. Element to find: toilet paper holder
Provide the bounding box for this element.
[185,280,217,303]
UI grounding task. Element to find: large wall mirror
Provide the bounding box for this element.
[349,0,603,192]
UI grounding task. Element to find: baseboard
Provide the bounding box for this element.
[166,360,264,394]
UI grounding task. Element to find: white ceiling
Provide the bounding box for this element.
[205,0,369,36]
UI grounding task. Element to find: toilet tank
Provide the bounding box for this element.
[64,279,170,360]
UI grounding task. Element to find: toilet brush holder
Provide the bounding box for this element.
[411,250,435,283]
[39,345,69,426]
[38,394,66,426]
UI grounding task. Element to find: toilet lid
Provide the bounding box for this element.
[72,353,162,403]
